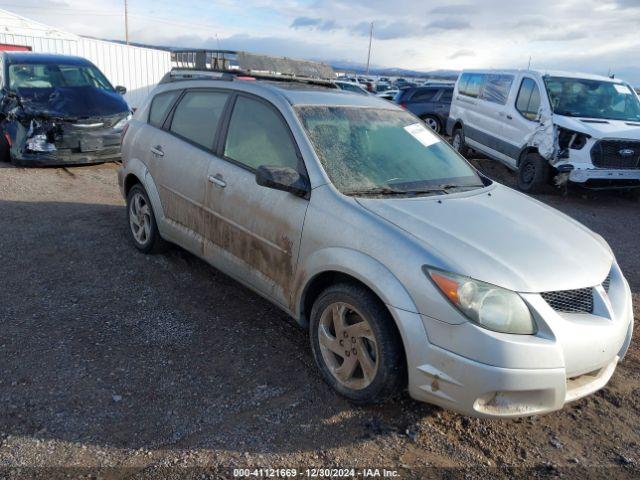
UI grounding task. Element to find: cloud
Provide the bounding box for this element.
[532,30,588,42]
[449,49,475,59]
[290,17,322,28]
[290,16,337,31]
[425,18,471,30]
[429,4,478,15]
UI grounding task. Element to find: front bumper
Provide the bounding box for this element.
[568,167,640,186]
[12,146,121,167]
[391,265,634,418]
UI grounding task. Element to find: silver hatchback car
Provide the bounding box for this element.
[118,75,634,418]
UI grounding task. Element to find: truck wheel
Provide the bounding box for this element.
[126,184,168,254]
[309,283,406,404]
[518,152,550,194]
[451,128,470,157]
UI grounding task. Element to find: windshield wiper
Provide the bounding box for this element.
[344,184,483,197]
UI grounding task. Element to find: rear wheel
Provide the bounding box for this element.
[126,184,168,254]
[309,283,406,404]
[422,115,442,134]
[517,152,550,194]
[451,127,470,157]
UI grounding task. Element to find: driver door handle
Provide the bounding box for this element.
[150,145,164,157]
[208,174,227,188]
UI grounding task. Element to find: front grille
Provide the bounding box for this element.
[602,272,611,292]
[541,288,594,313]
[590,140,640,169]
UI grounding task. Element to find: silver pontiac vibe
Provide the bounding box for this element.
[118,77,634,418]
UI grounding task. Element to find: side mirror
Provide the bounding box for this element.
[255,165,310,198]
[115,85,127,95]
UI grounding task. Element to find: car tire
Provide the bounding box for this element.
[126,184,168,254]
[422,115,442,134]
[517,152,550,194]
[0,132,11,163]
[309,282,406,404]
[451,128,470,157]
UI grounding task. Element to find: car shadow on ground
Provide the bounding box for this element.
[0,199,439,455]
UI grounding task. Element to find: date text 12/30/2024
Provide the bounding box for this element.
[233,468,400,478]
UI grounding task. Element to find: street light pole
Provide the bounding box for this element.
[366,21,373,76]
[124,0,130,45]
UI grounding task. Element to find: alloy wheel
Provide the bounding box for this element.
[129,191,152,245]
[317,302,379,390]
[425,117,440,132]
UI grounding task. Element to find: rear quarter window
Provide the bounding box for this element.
[149,90,180,128]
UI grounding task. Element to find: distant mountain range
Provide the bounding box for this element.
[328,60,460,79]
[101,38,459,80]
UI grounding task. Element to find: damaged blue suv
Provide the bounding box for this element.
[0,52,130,166]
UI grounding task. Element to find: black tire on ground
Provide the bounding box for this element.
[126,184,168,254]
[0,132,11,163]
[309,282,406,404]
[451,127,470,157]
[422,115,442,134]
[517,152,550,194]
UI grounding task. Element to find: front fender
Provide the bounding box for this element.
[294,247,419,321]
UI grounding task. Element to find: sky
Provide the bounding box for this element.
[6,0,640,84]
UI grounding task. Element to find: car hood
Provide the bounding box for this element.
[357,184,613,293]
[17,86,129,119]
[553,114,640,140]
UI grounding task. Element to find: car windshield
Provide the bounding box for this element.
[295,106,485,196]
[9,63,115,94]
[544,76,640,121]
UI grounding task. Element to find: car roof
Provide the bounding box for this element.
[157,78,398,108]
[3,52,92,66]
[460,69,626,84]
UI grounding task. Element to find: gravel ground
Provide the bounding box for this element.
[0,159,638,479]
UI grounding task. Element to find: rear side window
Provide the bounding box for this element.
[458,73,484,98]
[481,74,514,105]
[410,88,438,102]
[516,78,541,120]
[224,96,299,170]
[148,90,180,128]
[169,91,229,149]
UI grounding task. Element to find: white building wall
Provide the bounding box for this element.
[0,10,171,108]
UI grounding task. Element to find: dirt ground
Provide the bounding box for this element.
[0,158,638,479]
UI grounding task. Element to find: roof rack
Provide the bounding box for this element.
[166,49,337,87]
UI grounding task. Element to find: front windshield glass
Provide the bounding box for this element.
[9,63,115,94]
[544,76,640,121]
[296,106,485,196]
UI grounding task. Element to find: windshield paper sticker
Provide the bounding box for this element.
[613,84,632,94]
[404,123,440,148]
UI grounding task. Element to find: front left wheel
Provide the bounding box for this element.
[309,283,406,404]
[126,184,168,254]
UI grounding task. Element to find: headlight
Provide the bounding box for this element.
[425,267,536,335]
[113,113,132,132]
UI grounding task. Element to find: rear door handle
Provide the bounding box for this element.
[208,174,226,188]
[150,145,164,157]
[506,114,513,120]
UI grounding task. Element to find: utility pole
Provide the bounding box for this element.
[124,0,130,45]
[366,21,373,76]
